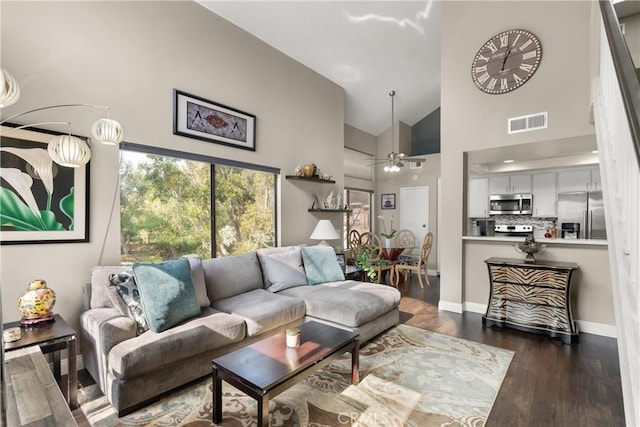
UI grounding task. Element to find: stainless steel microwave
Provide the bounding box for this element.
[489,194,533,215]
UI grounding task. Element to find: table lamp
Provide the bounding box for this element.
[310,219,340,246]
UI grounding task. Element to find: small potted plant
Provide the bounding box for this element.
[378,215,397,248]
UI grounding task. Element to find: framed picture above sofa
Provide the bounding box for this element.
[0,125,90,244]
[173,89,256,151]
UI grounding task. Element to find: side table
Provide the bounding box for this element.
[3,313,78,408]
[344,265,364,280]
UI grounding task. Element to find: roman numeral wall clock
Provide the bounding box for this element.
[471,29,542,94]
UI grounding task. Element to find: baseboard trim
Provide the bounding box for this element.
[576,320,617,338]
[438,300,463,313]
[439,301,617,338]
[463,302,486,314]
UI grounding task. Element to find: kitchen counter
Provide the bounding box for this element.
[462,235,608,246]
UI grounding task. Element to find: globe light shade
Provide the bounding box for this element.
[310,219,340,246]
[92,118,124,145]
[47,134,91,168]
[0,68,21,108]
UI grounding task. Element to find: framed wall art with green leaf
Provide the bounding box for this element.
[0,125,89,244]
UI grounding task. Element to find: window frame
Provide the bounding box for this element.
[120,142,279,259]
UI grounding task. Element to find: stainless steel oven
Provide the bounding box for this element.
[489,194,533,215]
[494,224,534,237]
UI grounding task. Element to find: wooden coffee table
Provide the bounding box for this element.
[212,321,359,427]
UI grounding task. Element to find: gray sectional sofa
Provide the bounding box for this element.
[80,245,401,416]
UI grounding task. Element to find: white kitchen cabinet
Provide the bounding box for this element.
[510,173,532,193]
[489,173,531,194]
[468,177,489,218]
[557,168,601,192]
[489,175,510,194]
[591,168,601,191]
[532,172,557,217]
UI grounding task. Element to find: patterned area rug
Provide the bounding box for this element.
[80,324,514,426]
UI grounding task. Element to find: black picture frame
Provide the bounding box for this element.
[381,193,396,210]
[173,89,256,151]
[0,124,90,244]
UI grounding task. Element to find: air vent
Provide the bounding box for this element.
[508,112,548,134]
[409,161,423,169]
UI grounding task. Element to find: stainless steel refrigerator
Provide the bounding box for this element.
[557,191,607,239]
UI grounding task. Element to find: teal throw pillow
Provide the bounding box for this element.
[132,258,201,333]
[301,246,345,285]
[109,272,149,335]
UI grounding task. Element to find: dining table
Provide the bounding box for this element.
[380,247,406,261]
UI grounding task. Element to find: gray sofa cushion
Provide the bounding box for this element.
[108,307,245,380]
[256,246,307,292]
[91,265,133,309]
[202,252,264,301]
[278,281,401,328]
[212,289,305,337]
[183,256,211,308]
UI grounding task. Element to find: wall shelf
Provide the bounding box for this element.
[285,175,335,184]
[308,209,350,213]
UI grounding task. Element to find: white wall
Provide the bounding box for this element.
[0,1,344,334]
[440,1,601,311]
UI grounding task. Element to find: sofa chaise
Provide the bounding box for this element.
[80,245,401,416]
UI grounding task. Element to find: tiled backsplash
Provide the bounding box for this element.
[469,215,558,237]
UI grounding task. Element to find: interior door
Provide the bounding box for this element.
[400,186,429,253]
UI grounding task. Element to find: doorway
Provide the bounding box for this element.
[400,186,429,254]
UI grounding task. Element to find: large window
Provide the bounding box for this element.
[344,188,372,247]
[120,147,277,262]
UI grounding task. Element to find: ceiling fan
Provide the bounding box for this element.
[373,90,426,173]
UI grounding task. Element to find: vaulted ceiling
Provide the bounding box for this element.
[197,1,441,137]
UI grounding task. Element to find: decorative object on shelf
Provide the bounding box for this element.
[514,235,547,263]
[324,191,336,209]
[302,163,317,178]
[294,164,303,176]
[0,125,90,245]
[381,193,396,210]
[309,219,340,246]
[320,172,332,181]
[173,89,256,151]
[471,29,542,94]
[17,279,56,325]
[286,327,301,348]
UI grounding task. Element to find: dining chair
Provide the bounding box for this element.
[394,232,433,288]
[394,229,416,255]
[359,232,395,284]
[348,229,361,249]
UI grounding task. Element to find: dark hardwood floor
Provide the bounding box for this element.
[398,273,626,427]
[70,273,626,426]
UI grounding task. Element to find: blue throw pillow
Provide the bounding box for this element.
[301,246,345,285]
[132,258,201,333]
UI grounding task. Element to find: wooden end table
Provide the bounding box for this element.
[3,314,78,409]
[212,321,359,427]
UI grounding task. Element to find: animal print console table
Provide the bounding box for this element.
[483,257,579,344]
